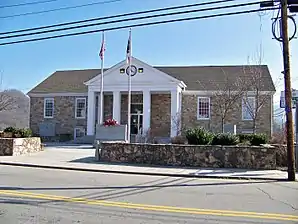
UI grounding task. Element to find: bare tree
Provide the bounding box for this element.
[209,69,248,133]
[171,112,184,136]
[0,90,16,112]
[242,52,278,134]
[242,69,267,133]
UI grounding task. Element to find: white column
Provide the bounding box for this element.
[171,90,180,137]
[142,90,151,134]
[113,91,121,123]
[87,90,96,135]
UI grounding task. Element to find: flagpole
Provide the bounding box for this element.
[99,31,104,125]
[127,28,132,143]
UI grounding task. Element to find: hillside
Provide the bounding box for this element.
[0,89,30,130]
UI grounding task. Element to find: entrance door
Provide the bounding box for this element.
[131,113,143,135]
[130,103,143,135]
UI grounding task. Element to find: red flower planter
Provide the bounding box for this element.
[103,119,119,126]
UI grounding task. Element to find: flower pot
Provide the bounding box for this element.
[95,124,127,142]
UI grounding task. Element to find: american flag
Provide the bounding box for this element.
[99,32,105,61]
[126,29,131,64]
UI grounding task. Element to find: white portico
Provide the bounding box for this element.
[84,57,186,139]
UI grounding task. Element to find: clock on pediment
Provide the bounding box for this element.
[126,65,137,76]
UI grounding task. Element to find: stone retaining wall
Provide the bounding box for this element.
[0,137,43,156]
[100,142,277,169]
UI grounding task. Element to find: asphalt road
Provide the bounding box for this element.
[0,166,297,224]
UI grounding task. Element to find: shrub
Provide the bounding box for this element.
[19,128,32,138]
[211,133,240,145]
[237,133,253,143]
[185,127,213,145]
[13,129,22,137]
[4,126,17,133]
[250,133,268,146]
[171,136,187,144]
[3,127,32,138]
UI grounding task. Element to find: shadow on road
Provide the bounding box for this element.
[0,198,40,206]
[0,180,275,192]
[0,178,276,201]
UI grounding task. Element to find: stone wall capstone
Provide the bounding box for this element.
[100,142,277,169]
[0,137,42,156]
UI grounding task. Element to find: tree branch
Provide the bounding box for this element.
[0,90,17,112]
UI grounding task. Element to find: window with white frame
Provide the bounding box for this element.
[44,98,54,118]
[74,127,85,139]
[75,98,86,118]
[197,97,210,120]
[242,97,255,120]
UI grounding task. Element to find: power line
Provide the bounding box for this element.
[0,0,121,19]
[0,1,264,40]
[0,0,237,35]
[0,7,278,46]
[0,0,59,9]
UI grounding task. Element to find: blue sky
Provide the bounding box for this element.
[0,0,297,108]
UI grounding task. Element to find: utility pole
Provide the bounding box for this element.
[280,0,296,181]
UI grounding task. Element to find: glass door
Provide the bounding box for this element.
[130,113,143,135]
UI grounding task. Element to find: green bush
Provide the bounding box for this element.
[211,133,240,145]
[3,127,32,138]
[237,133,253,143]
[19,128,33,138]
[185,127,213,145]
[4,126,17,133]
[250,133,268,146]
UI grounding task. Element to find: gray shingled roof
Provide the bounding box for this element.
[157,65,275,91]
[28,65,275,94]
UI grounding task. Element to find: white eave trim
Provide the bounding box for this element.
[28,92,88,97]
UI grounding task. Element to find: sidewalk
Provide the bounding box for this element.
[0,144,297,181]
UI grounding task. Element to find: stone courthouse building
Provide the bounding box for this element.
[28,57,275,142]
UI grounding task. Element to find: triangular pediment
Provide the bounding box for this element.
[85,57,183,86]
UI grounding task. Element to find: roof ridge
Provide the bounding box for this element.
[154,65,267,68]
[56,68,102,72]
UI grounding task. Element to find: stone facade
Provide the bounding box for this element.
[100,142,277,169]
[30,91,272,141]
[181,94,272,136]
[0,137,42,156]
[30,96,87,140]
[150,94,171,137]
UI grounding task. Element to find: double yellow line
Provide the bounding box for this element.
[0,190,297,222]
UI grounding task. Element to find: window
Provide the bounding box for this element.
[131,103,143,114]
[197,97,210,120]
[74,127,85,139]
[242,97,255,120]
[75,98,86,118]
[44,98,54,118]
